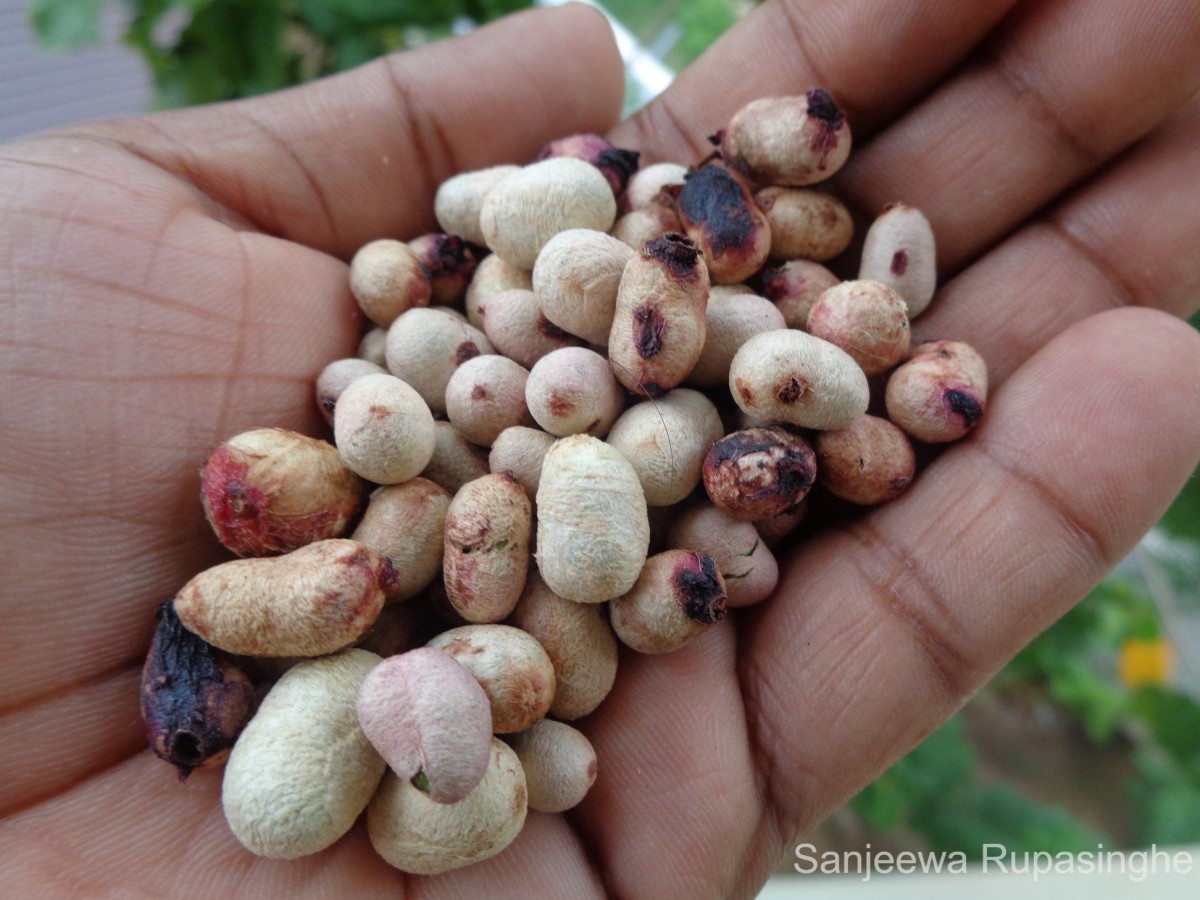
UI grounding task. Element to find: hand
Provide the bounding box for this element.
[2,1,1198,896]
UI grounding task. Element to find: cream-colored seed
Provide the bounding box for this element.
[480,158,617,268]
[334,373,436,484]
[445,354,533,447]
[351,477,450,601]
[526,347,626,438]
[858,203,938,319]
[489,425,555,499]
[755,187,854,263]
[622,162,688,211]
[222,650,386,859]
[384,307,494,416]
[533,228,633,345]
[174,539,394,657]
[481,287,582,368]
[609,550,727,654]
[349,239,433,327]
[728,329,869,429]
[687,290,787,389]
[443,474,531,623]
[435,165,520,245]
[427,624,555,733]
[885,341,988,443]
[465,253,532,330]
[536,435,650,603]
[421,421,491,494]
[368,738,527,875]
[720,92,852,186]
[357,326,388,367]
[760,259,839,330]
[509,570,618,720]
[806,279,911,377]
[508,719,597,813]
[606,389,724,506]
[611,199,682,250]
[316,358,386,425]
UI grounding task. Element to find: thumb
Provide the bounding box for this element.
[82,4,625,257]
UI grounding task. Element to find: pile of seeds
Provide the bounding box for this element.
[140,88,988,872]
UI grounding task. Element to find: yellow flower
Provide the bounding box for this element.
[1118,637,1175,688]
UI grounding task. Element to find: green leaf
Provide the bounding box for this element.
[29,0,106,50]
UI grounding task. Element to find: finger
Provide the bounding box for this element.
[573,632,762,899]
[610,0,1019,161]
[837,0,1200,274]
[915,94,1200,386]
[739,308,1200,861]
[70,4,625,258]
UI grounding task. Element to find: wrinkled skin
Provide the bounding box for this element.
[2,2,1200,897]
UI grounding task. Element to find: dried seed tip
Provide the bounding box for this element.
[536,132,641,195]
[223,649,385,859]
[759,260,840,330]
[674,162,771,285]
[813,415,916,506]
[510,570,618,720]
[508,719,597,813]
[720,92,852,186]
[357,648,493,804]
[427,624,555,733]
[885,340,988,443]
[480,158,617,268]
[351,477,451,601]
[755,187,854,264]
[643,232,702,273]
[368,738,527,875]
[675,552,727,624]
[333,373,437,484]
[201,428,366,557]
[350,239,433,328]
[536,434,650,603]
[702,426,817,521]
[316,358,387,426]
[141,601,257,779]
[406,233,483,307]
[174,539,393,657]
[858,203,937,319]
[806,280,911,377]
[609,549,727,654]
[443,473,532,623]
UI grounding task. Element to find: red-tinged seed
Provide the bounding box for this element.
[759,260,840,330]
[718,90,852,186]
[609,550,727,654]
[670,162,771,285]
[140,601,257,779]
[535,133,641,196]
[813,415,916,505]
[885,341,988,443]
[407,233,484,306]
[702,426,817,521]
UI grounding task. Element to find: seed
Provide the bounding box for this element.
[686,289,787,389]
[535,132,641,195]
[666,504,779,607]
[481,287,583,368]
[814,415,916,505]
[406,232,483,307]
[858,203,938,319]
[806,279,911,377]
[349,239,433,327]
[507,719,597,813]
[444,354,534,448]
[718,89,852,186]
[670,161,771,285]
[315,357,386,425]
[350,477,451,601]
[525,346,626,438]
[755,187,853,263]
[421,421,491,494]
[759,259,839,330]
[465,252,532,330]
[702,426,817,521]
[885,340,988,443]
[622,161,688,212]
[488,425,556,499]
[435,164,520,246]
[609,550,727,654]
[333,372,436,484]
[384,307,493,416]
[533,229,633,345]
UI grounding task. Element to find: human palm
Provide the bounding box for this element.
[3,1,1199,896]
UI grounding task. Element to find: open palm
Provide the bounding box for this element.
[3,2,1199,896]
